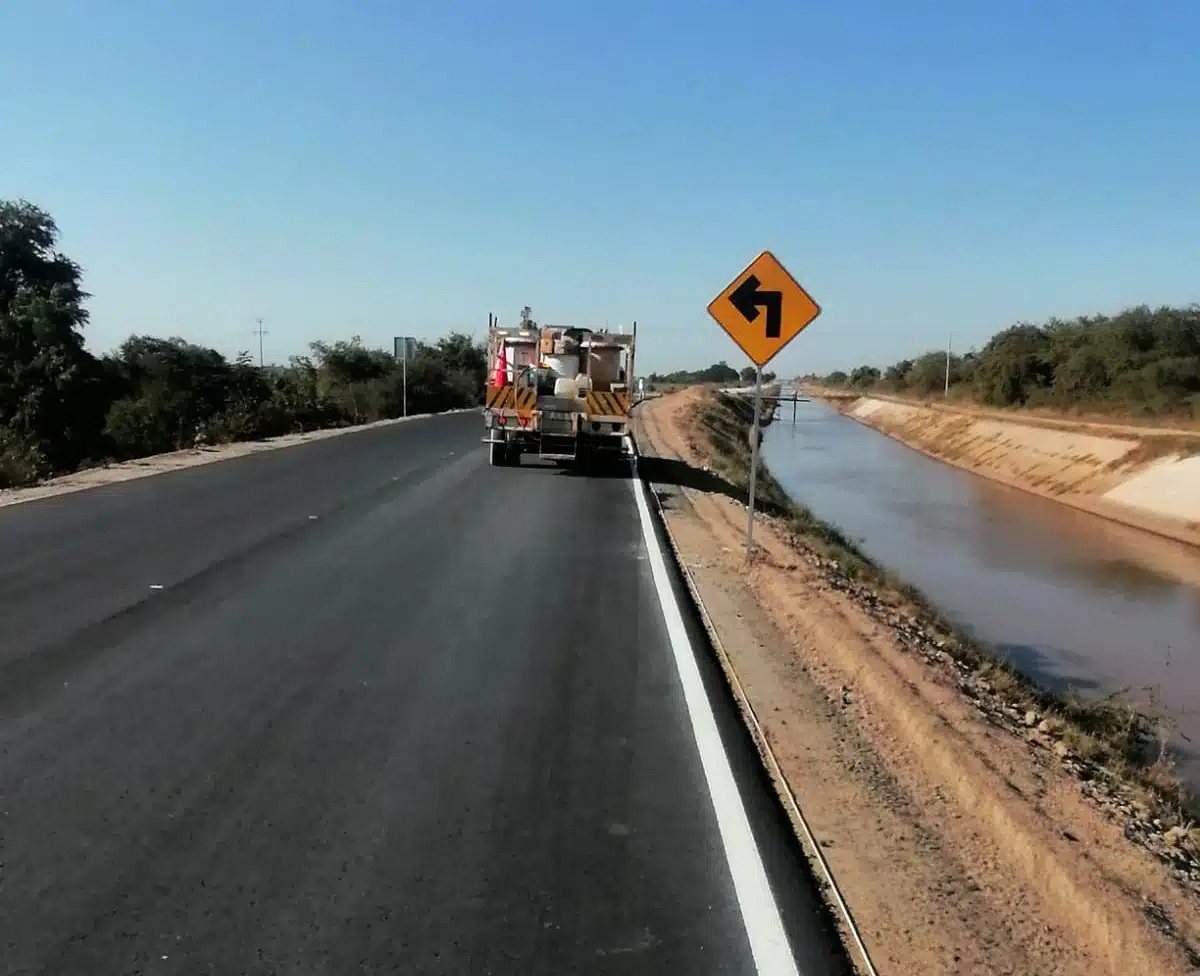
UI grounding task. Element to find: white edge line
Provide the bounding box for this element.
[657,483,879,976]
[630,469,800,976]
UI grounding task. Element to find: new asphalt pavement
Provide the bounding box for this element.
[0,412,850,974]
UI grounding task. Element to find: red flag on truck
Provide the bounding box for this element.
[493,342,508,387]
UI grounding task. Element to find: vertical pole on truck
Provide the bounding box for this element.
[486,312,494,411]
[630,321,637,395]
[745,365,763,563]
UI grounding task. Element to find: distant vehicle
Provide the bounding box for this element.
[482,319,636,469]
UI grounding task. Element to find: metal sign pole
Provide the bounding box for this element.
[707,249,821,561]
[402,355,408,418]
[745,365,763,561]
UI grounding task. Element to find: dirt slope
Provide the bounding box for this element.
[635,389,1199,976]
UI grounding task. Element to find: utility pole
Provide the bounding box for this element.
[253,318,269,368]
[944,332,952,397]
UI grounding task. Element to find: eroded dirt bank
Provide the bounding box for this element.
[634,388,1199,976]
[810,391,1200,548]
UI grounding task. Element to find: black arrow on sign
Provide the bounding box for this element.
[729,274,783,339]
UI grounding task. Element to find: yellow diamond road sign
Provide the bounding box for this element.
[708,250,822,368]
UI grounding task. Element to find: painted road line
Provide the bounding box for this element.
[630,473,800,976]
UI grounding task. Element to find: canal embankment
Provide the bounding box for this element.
[811,391,1200,549]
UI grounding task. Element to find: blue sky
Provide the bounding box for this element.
[3,0,1198,376]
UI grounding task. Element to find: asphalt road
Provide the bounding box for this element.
[0,413,850,974]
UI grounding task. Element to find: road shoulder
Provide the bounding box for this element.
[635,390,1199,976]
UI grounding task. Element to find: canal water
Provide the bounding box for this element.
[762,398,1200,784]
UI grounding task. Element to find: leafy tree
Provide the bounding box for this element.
[849,365,881,389]
[973,324,1055,406]
[0,200,107,479]
[649,361,741,385]
[815,303,1200,418]
[0,198,492,487]
[904,352,951,395]
[884,359,914,389]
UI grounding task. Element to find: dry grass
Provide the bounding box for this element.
[1108,435,1200,469]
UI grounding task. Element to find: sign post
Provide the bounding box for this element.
[393,336,418,417]
[707,250,822,561]
[745,365,764,557]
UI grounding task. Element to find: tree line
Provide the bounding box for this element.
[649,362,777,386]
[812,304,1200,417]
[1,199,486,488]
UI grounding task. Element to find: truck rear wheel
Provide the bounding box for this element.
[489,441,507,466]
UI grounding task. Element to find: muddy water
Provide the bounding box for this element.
[763,398,1200,784]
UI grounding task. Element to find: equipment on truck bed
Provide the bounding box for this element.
[482,313,636,470]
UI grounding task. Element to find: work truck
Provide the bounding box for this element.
[482,315,636,469]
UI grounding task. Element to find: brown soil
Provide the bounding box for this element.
[635,389,1200,976]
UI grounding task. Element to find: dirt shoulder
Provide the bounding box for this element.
[0,409,473,509]
[635,388,1200,976]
